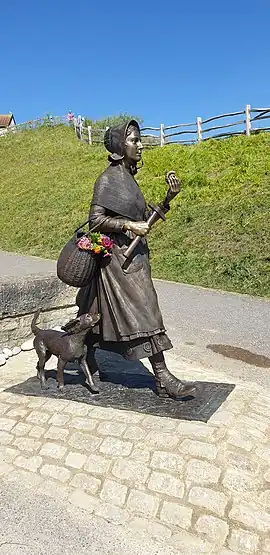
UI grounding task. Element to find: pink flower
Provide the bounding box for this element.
[77,237,92,250]
[101,236,114,249]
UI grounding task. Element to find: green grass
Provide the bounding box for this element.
[0,125,269,297]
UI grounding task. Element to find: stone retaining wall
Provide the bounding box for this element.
[0,273,78,349]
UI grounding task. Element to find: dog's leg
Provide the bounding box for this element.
[80,349,99,393]
[86,346,99,376]
[37,349,52,389]
[57,358,66,391]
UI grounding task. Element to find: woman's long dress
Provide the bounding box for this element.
[76,163,173,360]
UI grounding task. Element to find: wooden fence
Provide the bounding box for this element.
[1,105,270,146]
[84,105,270,146]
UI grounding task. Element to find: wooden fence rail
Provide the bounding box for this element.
[84,105,270,146]
[1,105,270,146]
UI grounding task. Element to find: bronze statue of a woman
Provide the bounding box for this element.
[77,119,196,399]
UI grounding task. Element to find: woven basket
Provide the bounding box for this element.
[56,217,109,288]
[57,232,97,288]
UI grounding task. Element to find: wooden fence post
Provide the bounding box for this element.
[88,126,92,145]
[196,117,202,142]
[245,104,251,136]
[160,123,165,146]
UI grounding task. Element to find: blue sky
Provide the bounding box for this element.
[1,0,269,127]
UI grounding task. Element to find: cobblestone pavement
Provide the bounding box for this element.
[0,350,270,554]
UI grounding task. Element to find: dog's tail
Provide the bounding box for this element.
[31,309,42,335]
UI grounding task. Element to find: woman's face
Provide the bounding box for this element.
[124,127,143,163]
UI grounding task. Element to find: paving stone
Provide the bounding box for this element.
[227,429,253,451]
[112,458,150,484]
[237,415,269,433]
[169,530,214,553]
[150,450,185,473]
[259,490,270,509]
[68,488,100,512]
[68,432,102,453]
[188,486,228,517]
[69,417,98,432]
[0,402,9,414]
[177,421,214,440]
[0,446,19,463]
[195,515,229,546]
[39,442,67,460]
[218,450,259,474]
[97,421,127,437]
[48,413,70,426]
[180,439,217,461]
[100,479,128,507]
[235,425,267,443]
[0,392,12,402]
[29,425,45,438]
[142,415,177,431]
[65,451,87,469]
[128,516,172,539]
[99,437,133,456]
[263,538,270,552]
[14,454,43,472]
[123,425,146,440]
[160,501,192,529]
[0,462,13,476]
[40,463,71,483]
[90,407,116,420]
[218,549,241,555]
[12,422,32,436]
[144,430,179,449]
[222,468,261,494]
[209,410,235,426]
[264,469,270,482]
[229,501,270,533]
[129,447,151,463]
[63,402,90,416]
[127,489,159,517]
[255,445,270,462]
[26,397,47,408]
[13,437,41,454]
[112,410,144,424]
[148,470,184,498]
[228,528,260,553]
[6,406,29,418]
[42,399,70,412]
[250,402,270,418]
[95,502,130,525]
[44,426,69,441]
[3,394,29,405]
[84,453,111,475]
[70,472,101,493]
[0,417,17,431]
[248,412,270,428]
[186,459,221,485]
[26,410,50,424]
[0,431,13,445]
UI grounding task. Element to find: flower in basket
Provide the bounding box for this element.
[77,233,114,257]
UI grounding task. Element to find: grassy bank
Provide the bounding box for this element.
[0,125,269,297]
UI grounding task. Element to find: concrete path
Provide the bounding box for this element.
[0,349,270,554]
[155,280,270,388]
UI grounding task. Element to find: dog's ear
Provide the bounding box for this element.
[61,318,80,333]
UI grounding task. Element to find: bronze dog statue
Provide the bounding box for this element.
[31,310,100,392]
